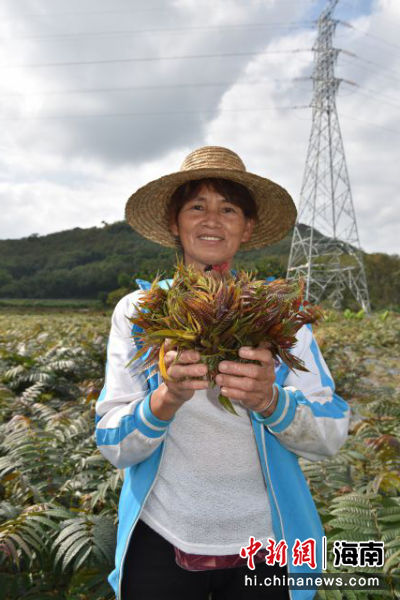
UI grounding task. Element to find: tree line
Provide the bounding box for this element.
[0,221,398,311]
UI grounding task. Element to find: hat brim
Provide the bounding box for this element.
[125,167,297,250]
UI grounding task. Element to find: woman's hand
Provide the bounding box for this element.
[150,343,209,420]
[215,343,277,416]
[163,346,210,402]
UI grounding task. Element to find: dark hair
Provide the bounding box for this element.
[166,178,258,251]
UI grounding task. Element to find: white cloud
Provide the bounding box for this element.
[0,0,398,255]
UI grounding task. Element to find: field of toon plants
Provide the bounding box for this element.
[0,307,399,600]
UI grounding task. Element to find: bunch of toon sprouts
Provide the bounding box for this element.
[127,260,323,416]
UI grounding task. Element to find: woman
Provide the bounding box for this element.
[95,146,350,600]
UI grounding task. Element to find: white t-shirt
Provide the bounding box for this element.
[140,383,274,555]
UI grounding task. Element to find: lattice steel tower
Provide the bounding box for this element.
[287,0,370,311]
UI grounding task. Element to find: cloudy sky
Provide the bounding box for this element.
[0,0,398,254]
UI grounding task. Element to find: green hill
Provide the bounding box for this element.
[0,221,398,311]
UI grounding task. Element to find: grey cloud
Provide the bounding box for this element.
[2,0,312,166]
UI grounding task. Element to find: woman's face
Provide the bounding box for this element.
[169,183,254,271]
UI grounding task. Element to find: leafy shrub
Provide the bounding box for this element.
[0,309,399,599]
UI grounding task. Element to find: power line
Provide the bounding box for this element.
[1,76,397,119]
[2,77,398,114]
[338,20,400,52]
[338,80,400,109]
[360,87,400,106]
[354,55,400,80]
[3,42,396,85]
[339,55,400,85]
[1,105,309,121]
[0,78,312,98]
[0,48,313,70]
[0,7,192,19]
[2,102,399,134]
[351,88,400,110]
[339,113,400,136]
[0,1,318,21]
[0,21,315,42]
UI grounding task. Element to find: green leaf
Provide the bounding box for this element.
[54,530,88,569]
[73,545,93,572]
[53,520,86,545]
[218,394,239,416]
[61,535,91,572]
[6,532,32,560]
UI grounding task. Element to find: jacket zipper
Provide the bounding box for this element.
[118,438,168,600]
[118,422,295,599]
[259,423,293,600]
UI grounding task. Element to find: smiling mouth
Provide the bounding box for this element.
[198,236,224,241]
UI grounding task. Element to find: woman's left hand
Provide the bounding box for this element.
[215,343,277,416]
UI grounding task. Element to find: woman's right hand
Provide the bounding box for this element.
[150,345,210,421]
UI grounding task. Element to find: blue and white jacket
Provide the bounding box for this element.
[95,277,350,600]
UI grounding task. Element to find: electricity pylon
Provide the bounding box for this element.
[286,0,370,312]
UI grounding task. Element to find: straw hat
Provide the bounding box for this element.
[125,146,297,250]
